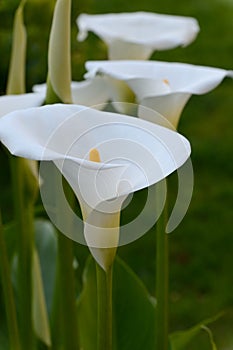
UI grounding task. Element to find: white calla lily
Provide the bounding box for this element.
[86,60,233,128]
[0,104,191,270]
[0,91,44,196]
[0,93,45,118]
[77,12,200,60]
[33,77,110,109]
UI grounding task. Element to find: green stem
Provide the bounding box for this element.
[10,157,35,350]
[50,267,62,350]
[0,213,21,350]
[56,231,79,350]
[96,263,113,350]
[49,166,79,350]
[155,194,169,350]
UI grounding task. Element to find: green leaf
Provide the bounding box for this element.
[201,326,217,350]
[76,257,97,350]
[2,218,57,313]
[0,326,9,350]
[7,219,57,347]
[32,219,58,347]
[34,219,57,314]
[32,248,51,347]
[0,214,21,350]
[169,313,222,350]
[2,222,17,262]
[77,256,156,350]
[32,219,59,347]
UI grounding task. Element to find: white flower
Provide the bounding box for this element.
[33,77,110,110]
[77,12,200,60]
[0,104,191,270]
[86,60,233,128]
[0,93,44,118]
[0,92,45,190]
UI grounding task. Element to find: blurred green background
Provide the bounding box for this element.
[0,0,233,349]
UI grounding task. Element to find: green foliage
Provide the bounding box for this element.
[169,314,221,350]
[77,256,156,350]
[34,219,57,315]
[32,248,51,347]
[0,219,57,348]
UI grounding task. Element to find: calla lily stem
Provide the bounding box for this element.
[96,263,113,350]
[0,212,21,350]
[10,157,35,349]
[56,231,80,350]
[49,171,79,350]
[155,195,169,350]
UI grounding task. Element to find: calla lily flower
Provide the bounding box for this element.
[0,93,44,195]
[46,0,72,103]
[0,93,45,118]
[6,0,27,94]
[85,60,233,128]
[77,12,200,60]
[0,104,190,270]
[33,77,110,109]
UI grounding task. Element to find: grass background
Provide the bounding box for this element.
[0,0,233,348]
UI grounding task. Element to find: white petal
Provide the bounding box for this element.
[138,93,191,129]
[126,78,171,100]
[77,12,199,59]
[83,209,121,271]
[107,40,153,60]
[0,104,83,159]
[86,60,233,95]
[33,78,110,110]
[101,76,136,114]
[71,78,110,109]
[86,60,233,127]
[32,83,47,93]
[0,103,190,203]
[0,93,44,118]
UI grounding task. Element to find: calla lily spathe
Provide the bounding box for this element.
[6,0,27,94]
[46,0,72,103]
[85,60,233,128]
[0,91,44,194]
[0,104,190,270]
[0,93,44,118]
[77,12,200,60]
[33,77,110,109]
